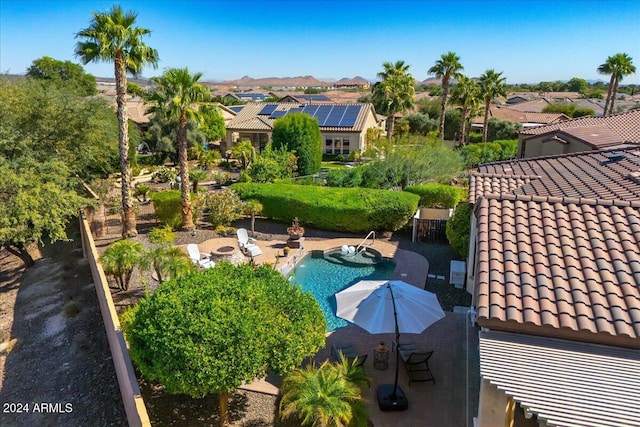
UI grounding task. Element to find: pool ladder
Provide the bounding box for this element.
[355,231,375,254]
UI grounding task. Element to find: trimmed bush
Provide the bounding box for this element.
[404,184,464,208]
[150,190,183,228]
[446,202,472,258]
[231,183,419,233]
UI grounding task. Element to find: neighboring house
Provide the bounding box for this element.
[277,94,333,103]
[222,92,271,102]
[334,76,371,89]
[466,147,640,427]
[518,109,640,158]
[507,98,552,113]
[505,93,536,105]
[125,97,151,130]
[222,102,383,155]
[470,105,569,131]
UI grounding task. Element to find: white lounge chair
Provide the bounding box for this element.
[187,244,215,269]
[236,228,262,258]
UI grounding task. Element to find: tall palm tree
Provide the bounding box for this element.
[75,5,158,237]
[429,52,464,139]
[372,60,416,139]
[449,75,480,145]
[147,68,210,230]
[479,69,507,142]
[598,53,636,116]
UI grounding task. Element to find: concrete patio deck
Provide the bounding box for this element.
[183,235,480,426]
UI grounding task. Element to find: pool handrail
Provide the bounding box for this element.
[355,231,376,255]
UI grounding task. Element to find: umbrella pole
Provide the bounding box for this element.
[389,283,400,399]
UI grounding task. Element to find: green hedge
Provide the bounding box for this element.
[446,202,472,258]
[404,184,464,208]
[231,183,419,233]
[150,190,198,229]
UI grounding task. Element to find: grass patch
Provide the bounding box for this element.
[63,300,83,318]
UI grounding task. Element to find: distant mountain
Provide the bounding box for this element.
[224,75,329,87]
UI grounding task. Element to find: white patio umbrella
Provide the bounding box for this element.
[335,280,445,411]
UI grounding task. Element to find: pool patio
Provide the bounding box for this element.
[189,236,480,426]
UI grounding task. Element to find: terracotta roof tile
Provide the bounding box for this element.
[475,195,640,345]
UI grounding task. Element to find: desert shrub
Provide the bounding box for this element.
[446,202,472,258]
[486,118,522,141]
[459,139,518,168]
[231,183,419,233]
[404,184,464,208]
[325,167,363,188]
[203,188,245,227]
[404,112,437,135]
[150,190,183,228]
[152,166,177,183]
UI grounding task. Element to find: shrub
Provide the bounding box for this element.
[469,133,483,144]
[150,190,183,229]
[459,139,518,168]
[203,188,245,227]
[152,166,177,183]
[446,203,472,258]
[231,183,419,233]
[486,118,522,141]
[272,113,322,176]
[99,239,145,291]
[325,167,363,188]
[404,184,464,208]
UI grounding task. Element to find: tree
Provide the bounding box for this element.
[272,112,322,176]
[449,75,481,145]
[0,157,89,266]
[76,4,159,237]
[188,168,209,193]
[598,53,636,116]
[372,60,416,139]
[99,239,144,291]
[243,199,263,233]
[199,103,226,142]
[279,356,369,427]
[147,68,210,230]
[26,56,97,96]
[479,69,507,142]
[429,52,464,139]
[566,77,589,94]
[121,262,325,426]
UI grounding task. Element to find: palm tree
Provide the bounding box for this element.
[429,52,464,139]
[75,5,158,237]
[372,60,416,139]
[147,68,210,230]
[243,199,263,234]
[598,53,636,116]
[188,168,209,193]
[449,75,480,145]
[99,240,144,291]
[279,359,368,427]
[479,69,507,142]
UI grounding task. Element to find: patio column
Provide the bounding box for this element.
[477,378,511,427]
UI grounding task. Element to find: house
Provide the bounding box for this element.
[470,105,570,131]
[334,76,371,89]
[222,92,271,102]
[518,109,640,158]
[277,94,333,103]
[222,102,384,155]
[466,147,640,427]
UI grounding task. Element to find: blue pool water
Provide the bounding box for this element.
[288,250,395,331]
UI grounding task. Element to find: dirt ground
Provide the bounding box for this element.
[0,232,127,426]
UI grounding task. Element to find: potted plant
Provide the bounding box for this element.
[287,217,305,240]
[283,246,290,256]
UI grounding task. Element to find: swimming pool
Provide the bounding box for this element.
[288,249,396,331]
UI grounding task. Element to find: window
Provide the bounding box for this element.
[342,138,350,154]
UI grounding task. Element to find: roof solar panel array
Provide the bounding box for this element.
[264,104,364,127]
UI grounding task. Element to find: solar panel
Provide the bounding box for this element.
[314,105,333,126]
[339,105,362,127]
[258,104,278,115]
[324,106,347,127]
[302,104,320,116]
[269,110,288,119]
[289,108,303,114]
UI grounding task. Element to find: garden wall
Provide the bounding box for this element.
[79,210,151,427]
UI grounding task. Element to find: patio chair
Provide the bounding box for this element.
[187,244,215,269]
[394,340,419,361]
[331,342,368,369]
[236,228,262,258]
[402,350,435,386]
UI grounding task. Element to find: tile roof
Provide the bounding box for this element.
[520,109,640,143]
[472,106,569,125]
[507,98,552,113]
[226,102,375,132]
[474,194,640,346]
[480,330,640,427]
[474,147,640,202]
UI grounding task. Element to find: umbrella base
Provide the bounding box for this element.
[377,384,408,411]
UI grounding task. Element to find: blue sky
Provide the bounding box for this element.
[1,0,639,84]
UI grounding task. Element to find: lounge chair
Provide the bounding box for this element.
[236,228,262,258]
[187,244,215,269]
[331,342,367,368]
[395,340,419,361]
[402,350,435,385]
